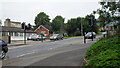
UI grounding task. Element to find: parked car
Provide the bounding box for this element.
[85,32,96,39]
[27,35,36,40]
[32,35,46,41]
[50,34,63,40]
[0,39,8,59]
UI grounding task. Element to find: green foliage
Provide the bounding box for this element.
[85,36,120,66]
[66,17,82,36]
[34,12,50,29]
[86,49,120,67]
[51,16,65,32]
[96,2,119,28]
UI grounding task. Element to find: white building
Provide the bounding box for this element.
[0,26,35,41]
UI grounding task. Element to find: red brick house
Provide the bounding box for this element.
[35,25,49,36]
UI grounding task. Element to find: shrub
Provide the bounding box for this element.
[86,49,120,67]
[85,36,120,67]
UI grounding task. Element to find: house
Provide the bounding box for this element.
[0,18,36,43]
[4,18,21,28]
[0,26,35,41]
[34,25,50,36]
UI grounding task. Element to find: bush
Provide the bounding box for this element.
[85,36,120,67]
[86,49,120,66]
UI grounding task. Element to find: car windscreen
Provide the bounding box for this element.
[52,34,59,36]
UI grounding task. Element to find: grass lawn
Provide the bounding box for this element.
[64,36,81,39]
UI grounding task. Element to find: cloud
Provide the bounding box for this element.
[1,0,99,3]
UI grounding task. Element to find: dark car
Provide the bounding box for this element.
[85,32,96,39]
[50,34,63,40]
[0,39,8,59]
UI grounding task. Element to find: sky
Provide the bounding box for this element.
[0,0,101,25]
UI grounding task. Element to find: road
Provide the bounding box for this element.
[2,36,99,66]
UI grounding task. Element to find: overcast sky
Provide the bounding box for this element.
[0,0,101,25]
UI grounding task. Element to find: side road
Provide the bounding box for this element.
[8,35,102,47]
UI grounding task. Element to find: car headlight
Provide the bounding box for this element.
[54,37,56,38]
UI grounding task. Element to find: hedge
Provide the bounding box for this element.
[85,36,120,67]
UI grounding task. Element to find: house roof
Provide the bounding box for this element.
[0,26,35,33]
[11,21,21,24]
[35,25,49,32]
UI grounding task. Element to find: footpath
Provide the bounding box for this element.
[8,40,49,48]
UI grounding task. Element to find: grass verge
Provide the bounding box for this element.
[85,36,120,67]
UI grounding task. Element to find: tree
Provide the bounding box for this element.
[51,16,65,33]
[66,17,82,36]
[66,18,77,36]
[96,2,119,28]
[34,12,50,29]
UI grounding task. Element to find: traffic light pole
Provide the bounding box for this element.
[84,33,86,43]
[88,17,94,41]
[24,23,26,44]
[91,18,94,41]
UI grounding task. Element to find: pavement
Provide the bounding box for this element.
[8,40,49,47]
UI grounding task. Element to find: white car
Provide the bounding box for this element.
[27,35,36,40]
[85,32,96,39]
[32,35,46,41]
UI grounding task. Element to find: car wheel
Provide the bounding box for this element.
[37,39,39,41]
[0,51,6,59]
[94,36,96,38]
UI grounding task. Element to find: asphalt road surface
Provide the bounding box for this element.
[2,36,99,66]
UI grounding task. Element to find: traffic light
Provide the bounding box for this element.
[88,17,95,26]
[88,18,92,26]
[21,22,25,29]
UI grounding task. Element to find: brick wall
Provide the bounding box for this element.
[35,27,49,36]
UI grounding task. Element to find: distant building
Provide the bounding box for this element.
[35,25,50,36]
[4,18,21,28]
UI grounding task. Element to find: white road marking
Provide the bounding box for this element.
[50,48,53,50]
[8,45,33,50]
[16,51,36,58]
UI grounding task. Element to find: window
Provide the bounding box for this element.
[2,32,8,36]
[10,32,13,36]
[14,32,18,36]
[20,33,23,36]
